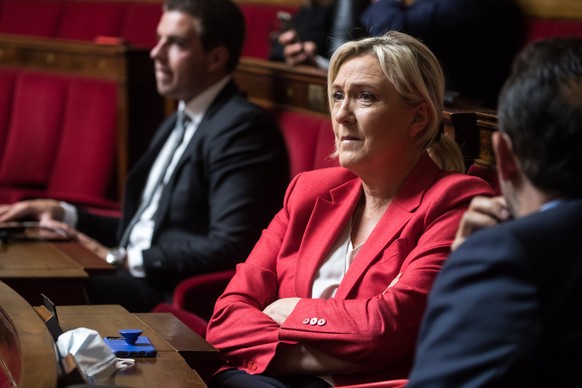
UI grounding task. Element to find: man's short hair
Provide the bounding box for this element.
[498,38,582,197]
[164,0,245,73]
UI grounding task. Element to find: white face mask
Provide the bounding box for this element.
[57,327,134,384]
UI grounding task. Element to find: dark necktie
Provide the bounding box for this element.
[118,110,189,248]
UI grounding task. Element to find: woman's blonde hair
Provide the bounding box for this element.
[327,31,465,172]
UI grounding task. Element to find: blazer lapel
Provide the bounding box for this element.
[153,82,240,230]
[335,153,440,299]
[121,115,176,230]
[295,178,362,297]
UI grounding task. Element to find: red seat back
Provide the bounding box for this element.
[313,120,339,170]
[47,78,118,201]
[0,69,17,159]
[57,1,126,41]
[0,72,68,187]
[0,0,64,37]
[122,2,162,48]
[240,3,297,59]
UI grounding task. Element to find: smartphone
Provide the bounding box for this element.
[103,336,157,358]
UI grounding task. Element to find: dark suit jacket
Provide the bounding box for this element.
[360,0,523,107]
[207,153,494,385]
[78,80,289,288]
[408,199,582,387]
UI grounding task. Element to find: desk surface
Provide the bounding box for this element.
[0,241,115,305]
[57,304,216,387]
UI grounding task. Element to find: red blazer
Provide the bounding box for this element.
[206,153,494,385]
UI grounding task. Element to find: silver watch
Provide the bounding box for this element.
[106,247,127,266]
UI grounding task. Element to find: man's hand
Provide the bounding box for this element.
[41,218,109,262]
[0,199,64,223]
[263,297,301,325]
[452,196,511,251]
[278,30,318,67]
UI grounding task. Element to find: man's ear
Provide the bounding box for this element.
[206,46,229,72]
[409,102,430,138]
[493,131,519,181]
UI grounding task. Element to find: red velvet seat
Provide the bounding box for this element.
[47,77,119,207]
[0,72,69,198]
[0,69,16,159]
[239,3,297,59]
[524,17,582,44]
[0,0,65,37]
[313,120,339,170]
[275,109,325,178]
[122,2,163,48]
[57,1,126,41]
[151,269,235,337]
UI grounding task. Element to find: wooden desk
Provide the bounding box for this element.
[0,241,114,305]
[0,281,58,388]
[57,304,220,387]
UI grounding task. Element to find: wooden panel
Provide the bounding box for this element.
[0,281,58,388]
[235,57,329,115]
[475,110,498,168]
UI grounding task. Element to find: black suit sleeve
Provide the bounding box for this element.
[76,210,120,248]
[142,102,289,287]
[407,228,540,387]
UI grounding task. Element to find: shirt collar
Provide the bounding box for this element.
[540,198,566,212]
[179,75,231,123]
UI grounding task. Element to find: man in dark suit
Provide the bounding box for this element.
[407,37,582,387]
[0,0,289,311]
[361,0,523,107]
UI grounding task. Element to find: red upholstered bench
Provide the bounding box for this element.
[0,72,69,202]
[0,71,122,206]
[239,2,298,59]
[0,0,162,48]
[524,17,582,43]
[274,109,338,178]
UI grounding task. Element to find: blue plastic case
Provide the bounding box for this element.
[103,335,157,357]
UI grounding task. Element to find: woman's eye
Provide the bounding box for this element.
[360,92,375,102]
[331,92,344,101]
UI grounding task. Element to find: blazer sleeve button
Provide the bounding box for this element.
[309,317,318,325]
[317,318,326,326]
[302,318,310,324]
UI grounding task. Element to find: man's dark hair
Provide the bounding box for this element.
[498,37,582,197]
[164,0,245,73]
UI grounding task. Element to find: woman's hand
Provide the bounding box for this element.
[263,297,301,324]
[452,196,511,251]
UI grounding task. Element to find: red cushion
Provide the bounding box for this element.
[122,2,163,48]
[524,17,582,44]
[0,0,65,37]
[0,72,68,186]
[0,69,17,158]
[47,78,118,201]
[240,3,298,59]
[173,269,236,321]
[313,120,340,170]
[57,1,126,41]
[275,110,326,178]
